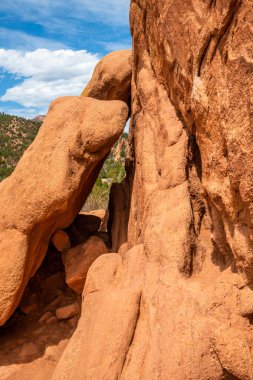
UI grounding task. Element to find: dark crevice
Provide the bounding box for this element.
[181,125,206,276]
[198,0,242,75]
[209,0,216,8]
[187,133,205,235]
[198,34,213,76]
[186,227,198,277]
[222,369,241,380]
[188,134,203,181]
[243,313,253,326]
[172,109,206,277]
[213,349,241,380]
[210,0,242,64]
[188,136,206,276]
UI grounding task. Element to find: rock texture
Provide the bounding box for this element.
[108,182,130,253]
[0,241,78,380]
[82,50,132,104]
[52,230,71,252]
[56,303,80,320]
[53,1,253,379]
[52,245,145,380]
[129,0,253,278]
[1,2,253,378]
[62,236,108,294]
[0,96,128,325]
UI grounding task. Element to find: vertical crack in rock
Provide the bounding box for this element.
[210,0,242,64]
[198,34,214,77]
[198,0,242,76]
[186,132,206,276]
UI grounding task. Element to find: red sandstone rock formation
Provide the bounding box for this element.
[0,96,128,326]
[51,230,71,252]
[62,236,108,294]
[82,49,132,104]
[0,50,132,380]
[53,1,253,379]
[1,3,253,378]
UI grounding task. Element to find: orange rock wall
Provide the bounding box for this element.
[52,3,253,378]
[129,0,253,278]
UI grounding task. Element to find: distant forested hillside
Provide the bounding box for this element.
[0,113,41,181]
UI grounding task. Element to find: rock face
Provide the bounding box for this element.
[52,230,71,252]
[53,2,253,379]
[1,2,253,378]
[56,302,80,320]
[0,96,128,325]
[129,0,253,278]
[62,236,108,294]
[82,50,132,104]
[108,182,130,253]
[52,245,145,380]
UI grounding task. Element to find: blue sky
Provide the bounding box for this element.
[0,0,131,118]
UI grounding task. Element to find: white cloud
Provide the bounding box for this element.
[0,48,99,113]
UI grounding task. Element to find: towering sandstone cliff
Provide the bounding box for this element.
[1,1,253,379]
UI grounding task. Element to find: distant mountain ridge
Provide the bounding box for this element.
[34,115,46,122]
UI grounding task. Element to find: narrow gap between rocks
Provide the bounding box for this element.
[0,129,130,369]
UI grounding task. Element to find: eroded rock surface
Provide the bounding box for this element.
[0,96,128,325]
[1,2,253,377]
[129,0,253,278]
[62,236,108,294]
[52,245,144,380]
[52,1,253,379]
[51,230,71,253]
[82,50,132,104]
[0,244,78,380]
